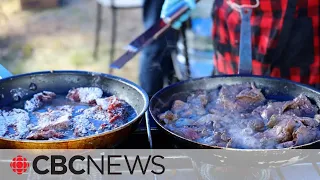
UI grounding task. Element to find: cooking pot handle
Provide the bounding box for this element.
[0,64,13,79]
[238,8,253,75]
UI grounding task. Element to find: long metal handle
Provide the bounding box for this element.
[238,8,253,75]
[0,64,13,79]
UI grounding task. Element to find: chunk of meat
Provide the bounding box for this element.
[264,116,300,143]
[187,91,208,108]
[104,97,128,123]
[282,94,318,117]
[171,100,190,114]
[169,99,206,118]
[37,106,72,121]
[266,115,280,128]
[236,83,266,104]
[262,114,320,147]
[217,83,266,112]
[227,125,262,149]
[34,115,71,131]
[50,105,74,114]
[95,96,120,110]
[207,131,230,147]
[73,115,92,137]
[32,106,72,132]
[109,114,122,124]
[247,116,265,131]
[206,89,222,113]
[191,107,207,116]
[177,128,200,140]
[197,136,216,146]
[15,120,29,139]
[166,124,200,140]
[26,129,64,140]
[179,108,207,118]
[0,115,7,136]
[208,89,220,102]
[267,114,318,129]
[298,117,319,127]
[174,118,195,127]
[195,131,228,146]
[220,132,230,141]
[99,123,117,131]
[83,106,108,120]
[195,114,220,126]
[66,87,103,104]
[227,134,261,149]
[276,141,294,149]
[254,135,278,149]
[317,130,320,140]
[241,128,254,135]
[206,103,220,114]
[83,96,128,123]
[293,126,317,146]
[256,102,286,120]
[279,119,299,141]
[199,128,213,137]
[158,111,177,122]
[256,94,318,120]
[24,91,56,112]
[217,83,250,110]
[2,109,30,138]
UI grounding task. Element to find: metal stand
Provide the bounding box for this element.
[171,21,191,81]
[109,0,117,74]
[181,22,191,78]
[93,2,102,60]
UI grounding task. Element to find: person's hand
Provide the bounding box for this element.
[160,0,196,30]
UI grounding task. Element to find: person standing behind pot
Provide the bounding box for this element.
[161,0,320,89]
[139,0,180,96]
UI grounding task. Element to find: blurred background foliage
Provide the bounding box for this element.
[0,0,142,82]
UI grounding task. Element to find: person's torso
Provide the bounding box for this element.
[211,0,320,88]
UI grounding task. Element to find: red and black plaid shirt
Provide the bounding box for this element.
[212,0,320,89]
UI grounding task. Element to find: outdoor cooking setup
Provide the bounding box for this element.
[1,65,320,179]
[0,0,319,151]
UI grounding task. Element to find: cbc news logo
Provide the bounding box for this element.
[9,154,165,176]
[10,155,30,175]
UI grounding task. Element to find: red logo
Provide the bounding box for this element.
[10,155,30,175]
